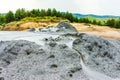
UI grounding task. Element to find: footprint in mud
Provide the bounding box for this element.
[0,77,4,80]
[0,68,4,80]
[0,68,2,74]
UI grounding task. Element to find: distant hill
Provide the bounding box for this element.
[73,13,120,18]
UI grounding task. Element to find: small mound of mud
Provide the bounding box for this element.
[28,28,36,32]
[0,40,41,67]
[37,21,78,33]
[73,34,120,78]
[56,21,78,33]
[0,40,89,80]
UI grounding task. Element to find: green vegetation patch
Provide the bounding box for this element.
[0,8,120,29]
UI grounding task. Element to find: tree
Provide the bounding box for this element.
[78,18,83,23]
[84,18,90,23]
[39,9,46,17]
[106,19,115,27]
[6,11,15,23]
[56,11,62,17]
[26,11,33,17]
[114,18,120,28]
[73,17,79,22]
[64,12,74,22]
[30,9,40,17]
[15,8,27,20]
[92,19,97,24]
[51,8,57,16]
[97,21,102,25]
[46,8,52,16]
[0,14,6,24]
[30,9,36,17]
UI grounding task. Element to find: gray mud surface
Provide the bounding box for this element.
[0,21,120,80]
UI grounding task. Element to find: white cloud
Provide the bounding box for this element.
[74,0,120,15]
[74,0,100,14]
[0,0,120,15]
[0,0,38,12]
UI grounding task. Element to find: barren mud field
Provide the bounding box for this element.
[0,21,120,80]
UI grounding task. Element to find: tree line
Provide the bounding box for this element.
[0,8,75,23]
[0,8,120,28]
[77,18,120,28]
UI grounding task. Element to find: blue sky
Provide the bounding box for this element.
[0,0,120,16]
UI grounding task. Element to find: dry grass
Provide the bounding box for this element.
[72,23,120,40]
[2,22,58,31]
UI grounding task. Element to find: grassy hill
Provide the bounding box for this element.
[0,8,120,30]
[0,16,68,31]
[73,13,120,18]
